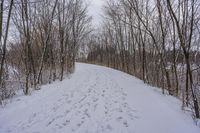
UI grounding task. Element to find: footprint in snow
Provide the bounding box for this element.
[123,120,128,127]
[121,97,126,101]
[116,116,123,121]
[47,118,55,126]
[113,100,118,103]
[65,110,70,115]
[58,98,62,102]
[93,98,98,102]
[62,120,70,126]
[81,116,85,120]
[122,92,127,96]
[55,124,62,129]
[106,124,113,131]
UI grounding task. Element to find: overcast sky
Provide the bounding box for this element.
[88,0,105,27]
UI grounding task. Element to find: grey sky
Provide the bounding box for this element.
[88,0,105,27]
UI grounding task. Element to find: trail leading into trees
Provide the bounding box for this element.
[0,63,199,133]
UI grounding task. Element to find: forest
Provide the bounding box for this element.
[1,0,200,121]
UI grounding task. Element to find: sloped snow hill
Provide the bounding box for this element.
[0,63,200,133]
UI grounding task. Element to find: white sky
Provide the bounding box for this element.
[88,0,105,27]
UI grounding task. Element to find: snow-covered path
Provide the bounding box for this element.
[0,63,199,133]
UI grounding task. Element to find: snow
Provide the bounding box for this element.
[0,63,199,133]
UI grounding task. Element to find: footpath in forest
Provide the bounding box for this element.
[0,63,199,133]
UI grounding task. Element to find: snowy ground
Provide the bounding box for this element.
[0,63,200,133]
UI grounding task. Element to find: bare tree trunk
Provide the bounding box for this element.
[0,0,4,42]
[37,0,58,84]
[0,0,14,86]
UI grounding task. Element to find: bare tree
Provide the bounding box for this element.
[0,0,14,93]
[166,0,199,118]
[87,0,200,119]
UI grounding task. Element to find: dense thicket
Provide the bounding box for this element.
[0,0,91,101]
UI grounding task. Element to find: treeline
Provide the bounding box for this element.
[87,0,200,119]
[0,0,91,102]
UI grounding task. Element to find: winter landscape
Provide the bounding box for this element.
[0,0,200,133]
[0,63,200,133]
